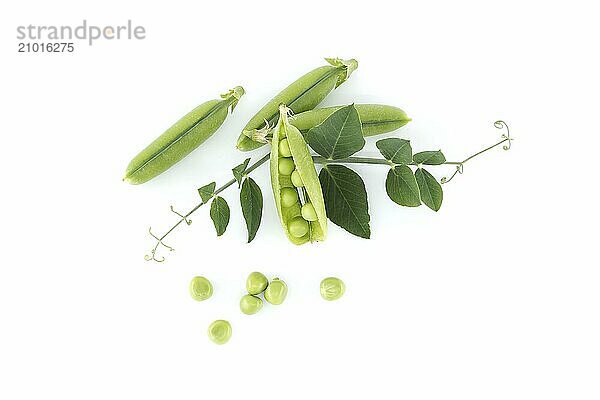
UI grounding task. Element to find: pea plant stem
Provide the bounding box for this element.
[145,153,270,262]
[146,131,511,262]
[312,137,511,168]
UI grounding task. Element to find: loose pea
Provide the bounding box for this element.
[301,203,318,221]
[281,187,299,208]
[290,170,303,187]
[189,276,213,301]
[240,294,263,315]
[288,217,309,238]
[279,138,292,157]
[207,320,232,345]
[264,278,288,305]
[246,272,268,295]
[320,277,345,301]
[278,157,295,175]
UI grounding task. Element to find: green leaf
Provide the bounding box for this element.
[413,150,446,165]
[415,168,443,211]
[319,164,370,239]
[232,158,251,188]
[305,104,365,160]
[376,138,412,164]
[386,165,421,207]
[198,182,216,203]
[209,196,230,236]
[240,177,263,243]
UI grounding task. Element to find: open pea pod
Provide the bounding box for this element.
[270,106,327,244]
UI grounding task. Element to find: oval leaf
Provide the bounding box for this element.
[319,164,370,239]
[415,168,443,211]
[240,177,263,242]
[386,165,421,207]
[376,138,412,164]
[210,196,230,236]
[198,182,216,203]
[305,104,365,160]
[413,150,446,165]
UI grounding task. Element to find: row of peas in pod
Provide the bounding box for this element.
[189,274,345,345]
[270,106,328,244]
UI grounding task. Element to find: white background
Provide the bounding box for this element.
[1,0,599,398]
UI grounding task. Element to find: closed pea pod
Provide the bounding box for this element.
[124,86,245,184]
[270,105,327,244]
[237,58,358,151]
[290,104,411,137]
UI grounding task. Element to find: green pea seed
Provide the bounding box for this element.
[264,278,288,305]
[246,271,268,295]
[278,157,295,175]
[240,294,263,315]
[288,217,309,238]
[290,170,303,187]
[279,138,292,157]
[189,276,213,301]
[281,187,299,208]
[320,277,345,301]
[301,203,318,221]
[207,320,232,345]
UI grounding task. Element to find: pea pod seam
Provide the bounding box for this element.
[124,86,244,184]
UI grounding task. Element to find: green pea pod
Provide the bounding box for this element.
[237,58,358,152]
[124,86,245,184]
[270,106,327,244]
[291,104,411,136]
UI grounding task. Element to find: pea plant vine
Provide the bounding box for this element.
[145,105,512,262]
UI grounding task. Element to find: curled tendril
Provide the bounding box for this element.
[144,227,175,263]
[170,206,192,225]
[494,120,512,150]
[441,163,464,184]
